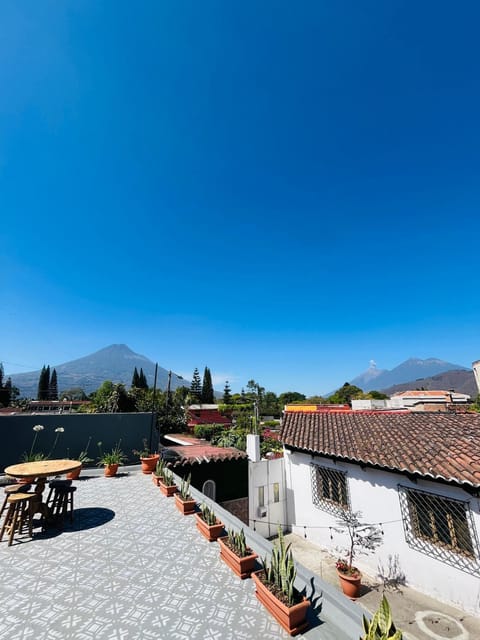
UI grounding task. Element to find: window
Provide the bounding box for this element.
[311,464,349,514]
[399,486,480,576]
[273,482,280,503]
[258,486,265,507]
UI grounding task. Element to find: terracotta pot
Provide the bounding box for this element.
[251,570,310,636]
[195,513,224,541]
[159,480,177,497]
[174,493,196,515]
[104,463,119,477]
[66,465,82,480]
[217,536,258,579]
[337,569,362,599]
[140,454,160,474]
[152,474,163,486]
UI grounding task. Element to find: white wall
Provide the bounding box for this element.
[284,449,480,614]
[248,457,286,539]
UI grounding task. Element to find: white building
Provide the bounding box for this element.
[280,407,480,614]
[352,390,471,411]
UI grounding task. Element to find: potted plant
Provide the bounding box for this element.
[133,438,159,474]
[159,468,177,497]
[152,458,166,486]
[97,442,127,477]
[174,473,196,515]
[251,526,309,636]
[67,437,93,479]
[195,503,224,541]
[361,595,402,640]
[334,510,382,599]
[218,528,258,579]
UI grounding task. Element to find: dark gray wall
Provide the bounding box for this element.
[0,413,154,472]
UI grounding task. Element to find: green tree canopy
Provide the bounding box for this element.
[328,382,364,405]
[278,391,306,407]
[222,381,232,404]
[190,368,202,402]
[37,365,50,400]
[201,366,215,403]
[49,368,58,400]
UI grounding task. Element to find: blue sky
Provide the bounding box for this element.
[1,1,479,396]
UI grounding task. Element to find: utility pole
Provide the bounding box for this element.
[149,363,158,452]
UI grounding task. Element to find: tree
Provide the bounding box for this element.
[260,391,280,417]
[37,365,51,400]
[278,391,306,407]
[131,367,140,388]
[328,382,364,405]
[223,381,232,405]
[367,390,388,400]
[138,368,148,389]
[190,368,202,402]
[49,368,58,400]
[201,367,215,404]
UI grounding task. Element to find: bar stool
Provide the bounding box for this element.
[45,479,72,509]
[49,484,76,523]
[0,483,31,521]
[0,493,35,546]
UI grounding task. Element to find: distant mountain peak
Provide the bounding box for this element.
[8,344,188,398]
[349,357,468,393]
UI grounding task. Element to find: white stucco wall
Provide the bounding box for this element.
[248,457,286,539]
[284,449,480,614]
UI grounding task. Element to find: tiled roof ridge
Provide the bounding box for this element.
[280,410,480,488]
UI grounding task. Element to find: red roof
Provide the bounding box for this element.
[169,443,247,465]
[280,410,480,488]
[187,408,232,427]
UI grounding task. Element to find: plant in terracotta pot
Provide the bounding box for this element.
[66,437,93,479]
[218,527,258,579]
[174,473,196,515]
[152,458,166,486]
[97,442,127,477]
[159,468,177,497]
[252,526,310,636]
[195,503,224,541]
[334,510,382,600]
[133,438,159,474]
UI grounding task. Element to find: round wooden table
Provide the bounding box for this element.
[4,459,82,521]
[5,459,82,487]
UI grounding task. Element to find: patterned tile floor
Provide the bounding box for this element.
[0,471,308,640]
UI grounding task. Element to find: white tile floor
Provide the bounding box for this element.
[0,471,324,640]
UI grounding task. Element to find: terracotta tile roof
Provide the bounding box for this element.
[169,443,248,466]
[280,410,480,488]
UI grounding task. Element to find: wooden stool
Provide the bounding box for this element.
[0,484,31,521]
[0,493,35,546]
[45,479,72,509]
[50,485,77,523]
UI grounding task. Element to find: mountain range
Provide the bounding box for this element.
[349,357,469,392]
[8,344,188,398]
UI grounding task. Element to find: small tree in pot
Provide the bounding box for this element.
[335,510,382,599]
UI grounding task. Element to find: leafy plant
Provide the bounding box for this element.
[132,437,154,458]
[21,424,46,462]
[261,525,297,606]
[200,503,217,526]
[361,596,402,640]
[335,510,383,577]
[154,458,166,478]
[97,441,127,466]
[226,528,251,558]
[162,468,174,486]
[178,473,192,500]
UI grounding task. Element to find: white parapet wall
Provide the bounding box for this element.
[473,360,480,395]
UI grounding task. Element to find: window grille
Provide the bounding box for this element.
[311,464,349,515]
[399,485,480,576]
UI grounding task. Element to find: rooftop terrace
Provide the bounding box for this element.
[0,468,363,639]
